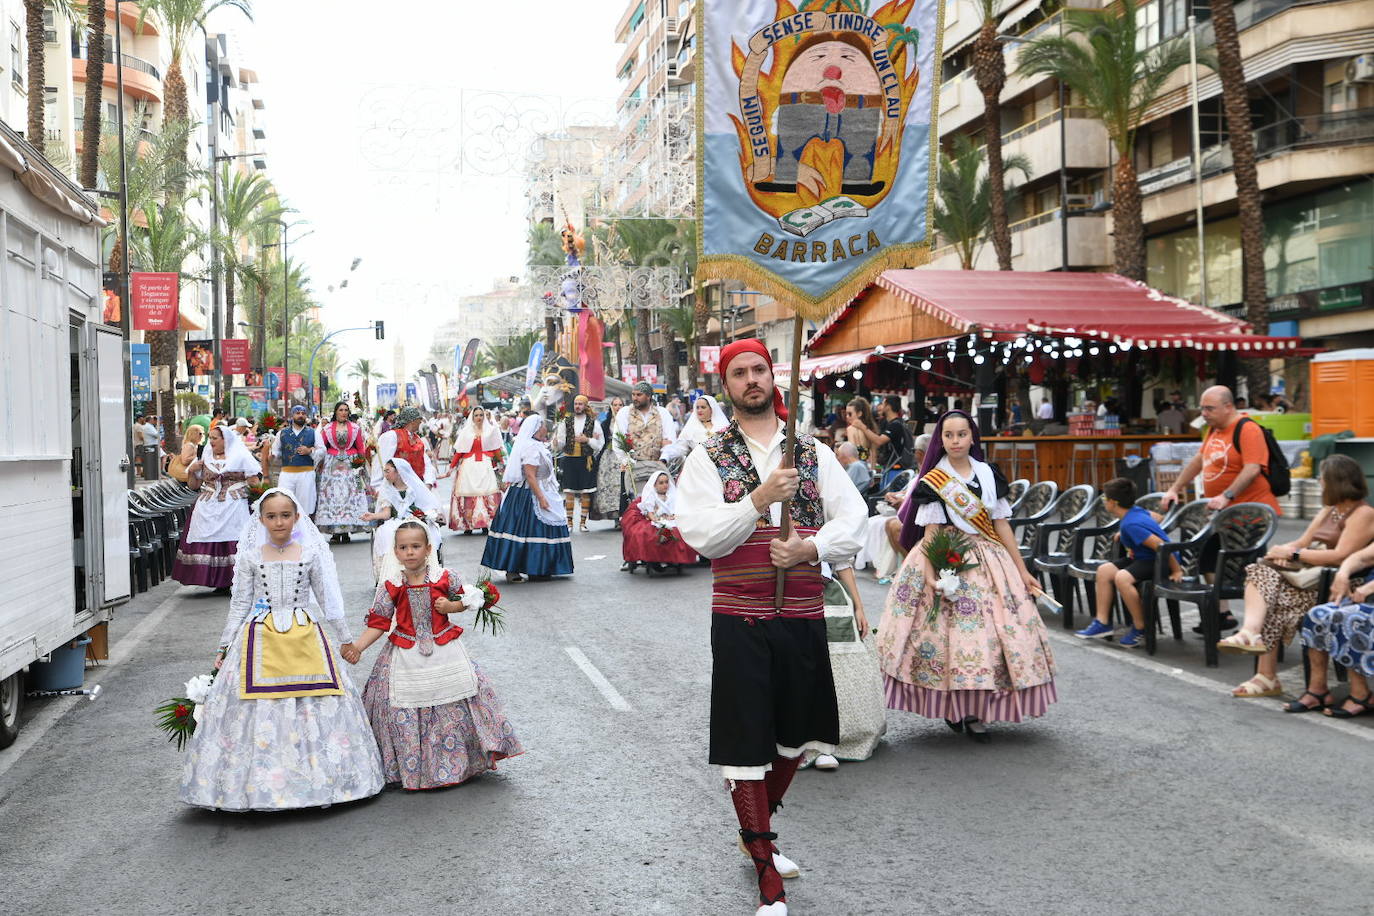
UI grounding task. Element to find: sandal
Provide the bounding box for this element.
[1232,674,1281,698]
[1326,695,1374,719]
[1217,630,1268,656]
[1282,690,1333,713]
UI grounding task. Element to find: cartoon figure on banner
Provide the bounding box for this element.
[731,4,922,241]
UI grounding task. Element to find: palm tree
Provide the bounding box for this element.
[1017,4,1198,280]
[972,0,1014,270]
[349,359,381,410]
[1209,0,1267,397]
[142,0,252,193]
[659,303,698,392]
[487,330,542,374]
[78,0,106,189]
[934,134,1031,269]
[211,164,281,341]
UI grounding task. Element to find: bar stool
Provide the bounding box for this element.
[1068,443,1095,488]
[986,441,1015,474]
[1095,442,1117,488]
[1013,442,1039,482]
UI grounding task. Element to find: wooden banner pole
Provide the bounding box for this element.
[773,312,805,610]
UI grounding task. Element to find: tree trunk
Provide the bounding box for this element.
[544,315,558,358]
[224,271,236,345]
[78,0,105,189]
[257,281,268,370]
[1111,154,1145,281]
[162,51,188,197]
[1211,0,1269,398]
[691,288,710,392]
[661,320,680,395]
[634,310,652,380]
[972,21,1011,270]
[24,0,44,145]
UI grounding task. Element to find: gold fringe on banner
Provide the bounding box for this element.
[698,244,932,322]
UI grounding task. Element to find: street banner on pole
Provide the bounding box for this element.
[405,382,418,404]
[185,340,215,376]
[457,337,481,393]
[524,342,545,394]
[577,313,606,400]
[696,0,939,306]
[220,339,251,375]
[699,344,721,374]
[130,343,151,403]
[131,272,180,331]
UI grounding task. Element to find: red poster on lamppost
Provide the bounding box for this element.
[130,272,179,331]
[220,339,251,375]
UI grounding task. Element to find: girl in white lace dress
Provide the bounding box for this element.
[178,489,384,811]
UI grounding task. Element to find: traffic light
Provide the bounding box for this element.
[374,320,385,340]
[318,371,330,392]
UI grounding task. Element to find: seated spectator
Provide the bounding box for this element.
[837,441,872,491]
[1075,478,1182,648]
[1288,543,1374,715]
[1216,455,1374,697]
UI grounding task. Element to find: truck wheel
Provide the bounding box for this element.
[0,670,23,749]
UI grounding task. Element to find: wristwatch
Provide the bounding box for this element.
[1290,550,1302,563]
[1221,490,1235,501]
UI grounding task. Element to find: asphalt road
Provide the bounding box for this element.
[2,500,1369,915]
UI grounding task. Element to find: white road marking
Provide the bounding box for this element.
[564,646,632,711]
[0,589,186,783]
[1044,629,1374,743]
[583,555,607,561]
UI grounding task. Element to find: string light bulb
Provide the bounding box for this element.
[920,359,931,371]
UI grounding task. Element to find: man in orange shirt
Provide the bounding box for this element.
[1162,385,1279,514]
[1161,385,1280,630]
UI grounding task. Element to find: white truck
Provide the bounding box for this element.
[0,122,130,747]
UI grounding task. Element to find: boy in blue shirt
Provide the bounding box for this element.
[1075,478,1182,648]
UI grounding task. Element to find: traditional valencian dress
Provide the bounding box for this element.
[371,457,442,578]
[449,411,504,533]
[315,419,369,535]
[360,553,523,790]
[675,416,867,913]
[172,428,260,589]
[621,470,698,568]
[179,489,384,811]
[876,456,1057,723]
[551,405,605,530]
[480,415,574,578]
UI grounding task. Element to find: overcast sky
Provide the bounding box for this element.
[223,1,623,386]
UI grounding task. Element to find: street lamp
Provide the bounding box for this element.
[262,220,311,409]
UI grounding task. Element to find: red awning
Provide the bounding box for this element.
[808,270,1303,353]
[776,337,958,383]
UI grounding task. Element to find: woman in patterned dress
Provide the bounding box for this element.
[1297,542,1374,718]
[315,401,370,543]
[591,396,628,524]
[172,426,262,590]
[179,489,384,810]
[346,521,523,790]
[448,408,504,534]
[876,411,1057,743]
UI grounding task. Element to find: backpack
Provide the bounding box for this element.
[1232,417,1291,497]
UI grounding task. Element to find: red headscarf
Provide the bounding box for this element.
[719,339,787,421]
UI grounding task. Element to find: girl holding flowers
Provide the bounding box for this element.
[178,489,384,810]
[875,411,1057,743]
[345,521,523,790]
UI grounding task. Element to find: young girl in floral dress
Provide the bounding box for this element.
[344,521,523,790]
[876,410,1057,743]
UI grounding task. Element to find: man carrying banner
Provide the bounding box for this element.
[676,339,866,916]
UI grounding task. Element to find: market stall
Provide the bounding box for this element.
[785,270,1311,489]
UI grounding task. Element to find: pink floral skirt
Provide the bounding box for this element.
[876,527,1057,723]
[449,492,501,532]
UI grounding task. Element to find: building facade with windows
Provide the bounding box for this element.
[929,0,1373,348]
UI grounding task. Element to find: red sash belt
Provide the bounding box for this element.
[711,527,824,619]
[457,446,500,463]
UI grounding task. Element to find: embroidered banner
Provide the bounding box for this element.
[697,0,940,306]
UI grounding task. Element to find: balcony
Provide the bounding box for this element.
[1142,109,1374,223]
[930,211,1111,271]
[72,44,163,103]
[1002,107,1110,181]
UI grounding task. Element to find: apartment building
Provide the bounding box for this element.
[929,0,1373,348]
[1135,0,1374,348]
[611,0,694,218]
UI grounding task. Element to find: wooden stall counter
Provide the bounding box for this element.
[982,433,1198,490]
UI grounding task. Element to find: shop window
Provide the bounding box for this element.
[10,21,23,87]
